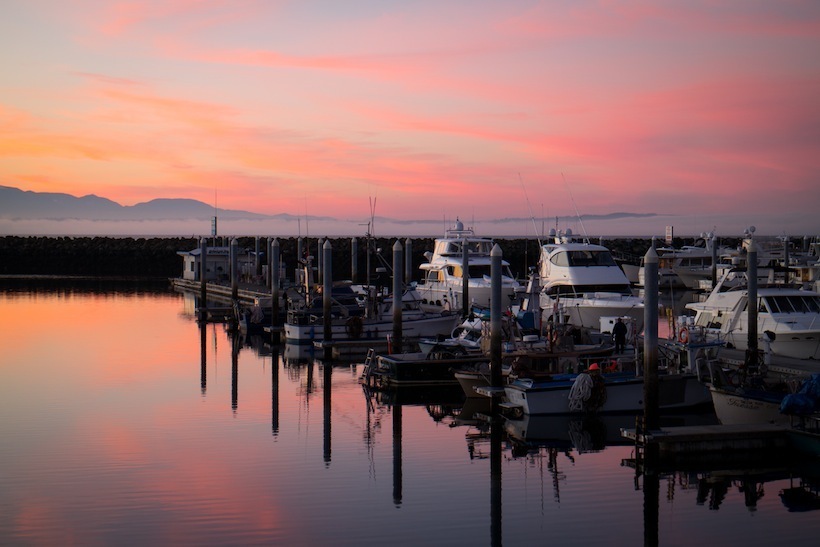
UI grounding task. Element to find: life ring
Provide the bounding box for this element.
[678,327,689,344]
[345,316,363,339]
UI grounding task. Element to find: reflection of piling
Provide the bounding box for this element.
[747,242,758,368]
[392,240,403,354]
[323,363,332,465]
[490,416,503,547]
[271,238,280,328]
[643,245,659,430]
[271,345,279,436]
[490,245,503,388]
[393,405,403,506]
[231,334,239,412]
[199,237,207,320]
[462,237,470,317]
[642,443,660,547]
[323,239,333,361]
[200,321,207,394]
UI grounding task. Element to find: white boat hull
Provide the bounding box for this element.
[709,386,787,425]
[284,314,458,344]
[504,373,710,415]
[541,294,645,332]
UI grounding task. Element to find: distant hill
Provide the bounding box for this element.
[0,185,661,235]
[0,185,285,221]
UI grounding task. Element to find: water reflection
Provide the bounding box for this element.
[4,284,820,545]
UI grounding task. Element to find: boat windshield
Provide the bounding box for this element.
[546,284,633,297]
[550,250,617,267]
[763,295,820,314]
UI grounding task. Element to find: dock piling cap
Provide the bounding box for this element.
[588,363,600,371]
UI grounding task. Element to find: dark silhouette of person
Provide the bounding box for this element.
[612,317,628,353]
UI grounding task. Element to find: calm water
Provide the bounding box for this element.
[2,281,820,546]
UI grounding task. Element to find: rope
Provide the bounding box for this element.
[568,373,593,412]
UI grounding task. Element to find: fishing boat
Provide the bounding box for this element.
[685,267,820,360]
[501,365,711,416]
[709,371,820,426]
[415,219,523,310]
[536,228,645,332]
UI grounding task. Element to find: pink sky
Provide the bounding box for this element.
[1,0,819,237]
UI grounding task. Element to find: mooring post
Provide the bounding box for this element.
[199,237,208,320]
[490,244,503,389]
[711,233,718,289]
[643,245,659,430]
[392,240,403,354]
[230,237,239,301]
[271,238,280,329]
[461,237,470,317]
[351,237,358,283]
[323,239,333,360]
[747,240,758,369]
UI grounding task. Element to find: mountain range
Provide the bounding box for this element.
[0,185,655,226]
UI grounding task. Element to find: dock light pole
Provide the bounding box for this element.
[323,239,333,360]
[747,240,759,369]
[643,245,659,431]
[199,237,208,321]
[405,238,413,285]
[490,244,503,389]
[230,237,239,301]
[392,240,403,354]
[351,237,358,283]
[462,237,470,318]
[271,238,280,329]
[711,234,718,289]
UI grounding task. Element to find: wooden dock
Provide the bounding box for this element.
[621,423,791,455]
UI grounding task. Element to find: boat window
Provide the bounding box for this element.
[450,265,462,278]
[550,252,570,267]
[563,250,617,267]
[547,284,633,296]
[764,297,782,313]
[467,265,491,278]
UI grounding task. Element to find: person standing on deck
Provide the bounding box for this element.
[612,317,627,354]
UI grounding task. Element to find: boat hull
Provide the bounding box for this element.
[504,373,711,415]
[284,313,458,344]
[709,386,787,425]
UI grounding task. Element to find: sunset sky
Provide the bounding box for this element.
[1,1,819,237]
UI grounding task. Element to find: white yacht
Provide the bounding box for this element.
[537,229,645,331]
[686,268,820,360]
[638,232,729,290]
[415,219,522,311]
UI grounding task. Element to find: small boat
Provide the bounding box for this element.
[284,286,458,344]
[415,219,523,310]
[709,370,820,426]
[536,228,645,332]
[502,368,711,416]
[361,350,487,388]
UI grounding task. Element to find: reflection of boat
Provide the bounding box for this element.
[686,268,820,360]
[537,229,645,332]
[285,287,458,344]
[415,219,522,310]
